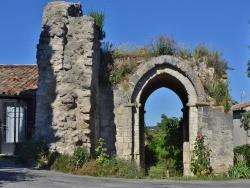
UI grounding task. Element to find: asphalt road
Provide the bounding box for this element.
[1,158,250,188]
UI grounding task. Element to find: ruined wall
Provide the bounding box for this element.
[34,1,234,175]
[199,106,234,174]
[35,2,100,154]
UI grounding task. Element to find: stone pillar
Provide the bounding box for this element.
[35,2,100,154]
[114,87,134,160]
[187,105,199,176]
[182,106,190,176]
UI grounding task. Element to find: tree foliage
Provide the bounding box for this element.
[241,111,250,130]
[145,114,183,174]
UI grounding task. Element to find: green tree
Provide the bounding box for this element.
[241,111,250,130]
[145,114,183,174]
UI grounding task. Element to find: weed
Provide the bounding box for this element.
[76,160,101,176]
[228,161,250,179]
[147,34,177,56]
[71,146,90,169]
[210,79,230,112]
[88,10,105,40]
[51,154,75,173]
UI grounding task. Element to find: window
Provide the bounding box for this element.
[3,100,27,143]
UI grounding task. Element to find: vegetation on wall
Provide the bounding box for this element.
[99,34,231,109]
[210,79,231,112]
[88,10,106,40]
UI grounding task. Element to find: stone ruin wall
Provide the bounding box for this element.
[35,2,100,154]
[35,1,233,174]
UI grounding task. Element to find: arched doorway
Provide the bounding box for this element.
[144,88,183,176]
[129,56,205,176]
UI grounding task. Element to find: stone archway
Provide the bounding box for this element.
[128,55,207,176]
[35,2,233,176]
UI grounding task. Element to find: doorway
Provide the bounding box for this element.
[0,100,27,155]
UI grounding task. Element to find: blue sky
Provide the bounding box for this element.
[0,0,249,126]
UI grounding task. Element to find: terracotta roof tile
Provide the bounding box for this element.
[0,65,38,95]
[232,101,250,111]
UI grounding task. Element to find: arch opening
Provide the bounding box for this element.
[144,88,184,176]
[137,74,190,175]
[131,63,199,176]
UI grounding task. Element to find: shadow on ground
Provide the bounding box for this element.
[0,158,40,186]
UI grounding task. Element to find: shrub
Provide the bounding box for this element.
[15,138,49,166]
[207,50,228,77]
[95,138,110,166]
[234,145,250,167]
[145,115,183,176]
[71,146,90,169]
[193,44,209,60]
[228,161,250,179]
[147,34,177,56]
[76,160,101,176]
[107,158,145,179]
[177,47,192,60]
[191,131,212,176]
[88,10,105,40]
[51,154,75,173]
[240,111,250,131]
[210,79,230,111]
[109,60,136,84]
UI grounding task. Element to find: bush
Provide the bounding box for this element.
[228,161,250,179]
[193,44,209,60]
[147,34,177,56]
[76,160,101,176]
[107,158,145,179]
[71,146,90,169]
[88,10,105,40]
[210,79,230,111]
[51,154,75,173]
[193,44,229,77]
[234,145,250,167]
[240,112,250,131]
[15,138,49,166]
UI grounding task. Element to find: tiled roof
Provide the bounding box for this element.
[0,65,38,95]
[231,101,250,111]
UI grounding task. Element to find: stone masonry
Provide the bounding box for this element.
[35,1,234,175]
[35,2,100,154]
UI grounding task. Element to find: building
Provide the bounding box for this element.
[0,65,38,155]
[232,101,250,147]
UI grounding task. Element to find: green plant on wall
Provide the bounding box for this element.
[210,79,230,112]
[88,10,106,40]
[191,131,212,176]
[147,34,177,56]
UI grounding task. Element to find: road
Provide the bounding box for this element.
[1,158,250,188]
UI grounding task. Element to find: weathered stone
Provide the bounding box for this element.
[35,1,233,177]
[35,1,100,155]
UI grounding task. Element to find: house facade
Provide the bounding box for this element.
[232,101,250,147]
[0,65,38,155]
